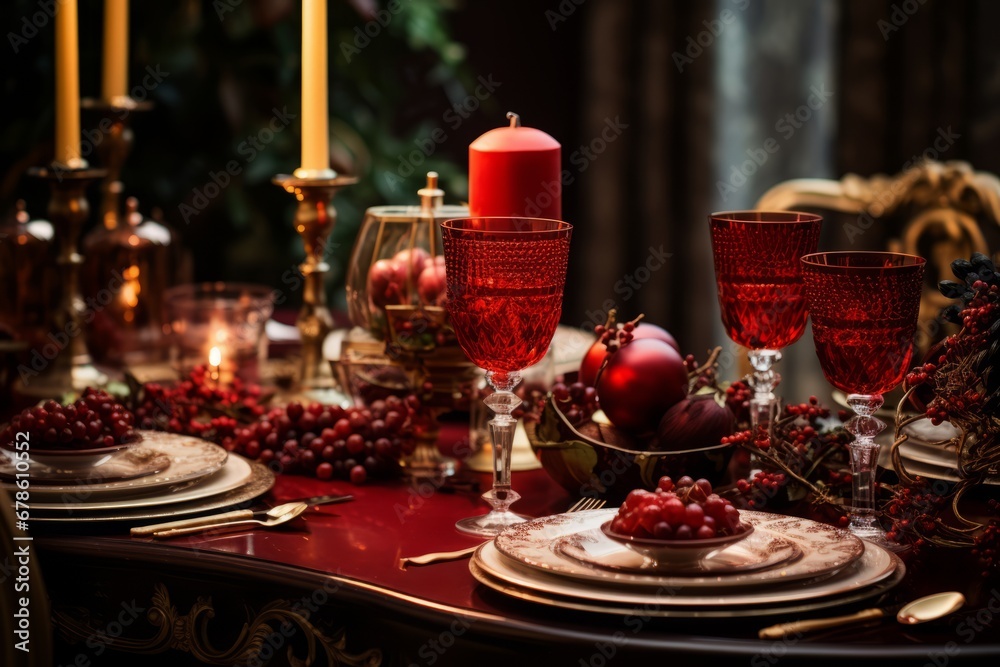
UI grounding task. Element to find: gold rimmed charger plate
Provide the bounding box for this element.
[470,552,905,619]
[494,509,864,590]
[28,460,274,523]
[474,536,901,611]
[0,431,228,502]
[27,454,252,512]
[0,445,170,484]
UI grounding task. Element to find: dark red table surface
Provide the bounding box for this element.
[33,421,1000,662]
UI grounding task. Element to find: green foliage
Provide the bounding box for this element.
[1,0,472,309]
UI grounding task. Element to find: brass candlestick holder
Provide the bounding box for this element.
[273,171,358,391]
[15,164,108,398]
[82,98,151,229]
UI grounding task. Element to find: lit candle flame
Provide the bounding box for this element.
[209,346,222,368]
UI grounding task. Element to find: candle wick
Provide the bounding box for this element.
[506,112,521,128]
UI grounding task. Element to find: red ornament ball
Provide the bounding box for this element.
[579,323,679,386]
[596,338,688,432]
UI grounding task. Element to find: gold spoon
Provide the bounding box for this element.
[758,591,966,639]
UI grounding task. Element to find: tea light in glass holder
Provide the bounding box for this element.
[163,283,274,384]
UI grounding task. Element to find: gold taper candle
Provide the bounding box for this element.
[55,0,82,167]
[298,0,330,174]
[102,0,129,101]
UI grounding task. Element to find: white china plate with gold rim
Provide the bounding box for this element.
[28,460,275,523]
[554,525,801,577]
[475,538,899,608]
[494,509,865,589]
[470,552,905,619]
[0,445,171,484]
[896,440,959,468]
[880,447,1000,486]
[0,431,228,501]
[25,453,252,511]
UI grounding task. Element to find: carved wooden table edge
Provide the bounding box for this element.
[35,534,1000,664]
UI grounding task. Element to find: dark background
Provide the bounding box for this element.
[2,0,999,396]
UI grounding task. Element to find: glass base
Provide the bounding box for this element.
[401,441,457,480]
[848,523,909,553]
[455,510,529,537]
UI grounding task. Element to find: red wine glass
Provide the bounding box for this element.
[710,211,822,440]
[441,217,572,536]
[801,251,926,542]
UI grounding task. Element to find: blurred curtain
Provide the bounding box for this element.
[572,0,996,398]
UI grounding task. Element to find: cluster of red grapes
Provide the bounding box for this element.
[225,396,418,484]
[1,388,138,450]
[550,381,599,426]
[132,365,266,444]
[610,476,744,540]
[883,480,947,547]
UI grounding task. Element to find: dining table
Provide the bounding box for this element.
[26,416,1000,667]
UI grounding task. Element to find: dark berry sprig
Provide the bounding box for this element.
[550,381,599,425]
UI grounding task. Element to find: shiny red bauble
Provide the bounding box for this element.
[596,338,688,432]
[579,323,679,386]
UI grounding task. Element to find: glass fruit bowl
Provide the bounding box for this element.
[525,396,735,502]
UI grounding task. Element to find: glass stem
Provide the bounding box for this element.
[483,371,522,513]
[747,349,781,442]
[844,394,886,537]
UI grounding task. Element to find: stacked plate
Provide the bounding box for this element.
[0,430,274,523]
[471,509,905,618]
[880,420,999,485]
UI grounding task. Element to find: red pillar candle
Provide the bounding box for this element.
[469,112,562,220]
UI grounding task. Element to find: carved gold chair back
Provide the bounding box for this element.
[755,160,1000,358]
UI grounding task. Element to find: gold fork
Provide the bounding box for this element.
[399,496,607,568]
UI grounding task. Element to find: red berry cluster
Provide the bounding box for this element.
[551,381,599,425]
[908,254,1000,421]
[594,316,640,356]
[735,471,788,509]
[971,505,1000,578]
[883,480,946,546]
[132,365,265,444]
[783,396,827,419]
[226,396,418,484]
[2,389,139,450]
[610,476,744,540]
[684,354,719,392]
[724,380,752,425]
